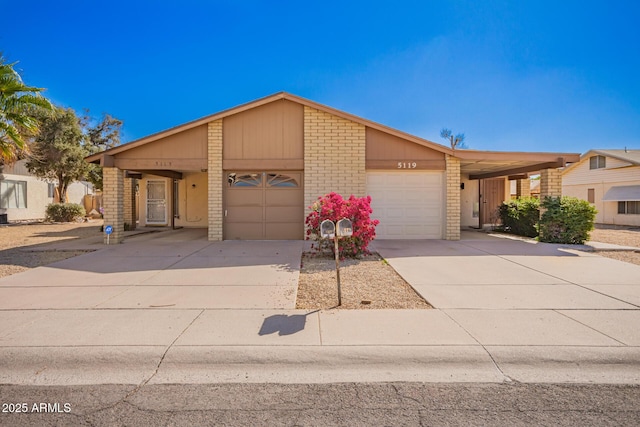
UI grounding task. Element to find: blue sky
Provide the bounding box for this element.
[2,0,639,153]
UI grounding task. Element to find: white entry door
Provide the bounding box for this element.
[146,180,167,224]
[366,171,444,239]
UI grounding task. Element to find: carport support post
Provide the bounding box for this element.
[445,155,461,240]
[103,167,125,244]
[538,168,563,240]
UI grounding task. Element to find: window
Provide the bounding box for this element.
[48,183,56,198]
[618,201,640,215]
[587,188,595,204]
[227,173,262,187]
[0,180,27,209]
[589,155,606,169]
[267,173,298,187]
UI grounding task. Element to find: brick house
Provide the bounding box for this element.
[86,92,579,243]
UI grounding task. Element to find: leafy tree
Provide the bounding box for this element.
[440,128,466,149]
[0,56,52,163]
[82,112,122,190]
[26,108,88,203]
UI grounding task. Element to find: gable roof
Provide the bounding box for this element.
[87,92,453,163]
[562,148,640,175]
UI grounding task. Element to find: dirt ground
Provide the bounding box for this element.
[589,225,640,266]
[296,252,431,310]
[0,220,102,278]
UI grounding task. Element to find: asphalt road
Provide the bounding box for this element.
[1,382,639,426]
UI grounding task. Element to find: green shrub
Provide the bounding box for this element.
[46,203,86,222]
[538,196,597,244]
[498,197,540,237]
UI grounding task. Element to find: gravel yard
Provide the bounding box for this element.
[296,252,432,310]
[589,225,640,266]
[0,221,102,278]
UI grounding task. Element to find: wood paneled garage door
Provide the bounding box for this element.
[366,171,444,239]
[224,171,303,240]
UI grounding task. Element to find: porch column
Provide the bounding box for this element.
[122,177,137,230]
[539,168,562,200]
[103,167,125,244]
[445,155,461,240]
[516,178,531,198]
[207,120,223,241]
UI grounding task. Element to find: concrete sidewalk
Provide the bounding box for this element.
[0,229,639,385]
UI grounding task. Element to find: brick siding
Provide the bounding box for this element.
[102,167,124,244]
[445,155,461,240]
[207,120,223,241]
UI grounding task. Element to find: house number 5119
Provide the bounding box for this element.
[397,162,417,169]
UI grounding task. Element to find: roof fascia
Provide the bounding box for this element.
[592,149,640,166]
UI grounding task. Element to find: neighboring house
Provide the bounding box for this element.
[509,178,540,199]
[562,149,640,226]
[0,159,95,222]
[86,92,579,243]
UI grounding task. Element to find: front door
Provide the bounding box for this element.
[146,180,167,224]
[480,178,505,226]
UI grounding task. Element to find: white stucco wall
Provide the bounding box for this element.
[460,175,480,228]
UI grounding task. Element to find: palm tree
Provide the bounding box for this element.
[0,56,52,163]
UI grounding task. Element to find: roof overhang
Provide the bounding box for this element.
[86,92,454,164]
[457,150,580,180]
[602,185,640,201]
[85,92,581,179]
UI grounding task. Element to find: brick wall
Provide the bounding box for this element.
[303,106,366,220]
[102,167,124,244]
[445,155,461,240]
[207,120,223,241]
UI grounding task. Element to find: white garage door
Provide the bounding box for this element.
[366,171,444,239]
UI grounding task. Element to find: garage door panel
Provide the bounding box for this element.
[265,189,303,206]
[367,172,444,239]
[227,206,262,223]
[225,189,262,206]
[265,206,302,222]
[225,223,263,240]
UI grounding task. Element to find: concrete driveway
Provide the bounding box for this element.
[0,228,304,310]
[0,229,639,385]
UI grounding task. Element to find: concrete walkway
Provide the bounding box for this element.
[0,229,639,385]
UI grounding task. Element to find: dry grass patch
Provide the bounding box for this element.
[0,221,101,278]
[296,252,432,310]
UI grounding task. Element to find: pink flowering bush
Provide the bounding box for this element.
[305,192,380,257]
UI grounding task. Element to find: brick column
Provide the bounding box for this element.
[516,179,531,198]
[123,177,133,230]
[207,120,223,241]
[103,167,124,244]
[126,178,137,230]
[539,168,562,199]
[303,106,366,232]
[445,155,461,240]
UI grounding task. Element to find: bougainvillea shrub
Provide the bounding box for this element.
[305,192,380,257]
